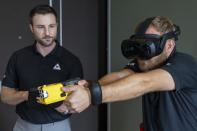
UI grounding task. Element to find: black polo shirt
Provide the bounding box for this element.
[2,42,83,124]
[126,52,197,131]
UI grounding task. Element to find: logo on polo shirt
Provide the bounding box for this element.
[166,62,171,66]
[53,63,61,71]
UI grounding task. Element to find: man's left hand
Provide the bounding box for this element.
[62,80,91,113]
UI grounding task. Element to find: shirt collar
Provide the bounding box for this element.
[32,40,60,57]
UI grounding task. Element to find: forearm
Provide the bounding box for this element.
[99,69,134,85]
[101,69,175,103]
[1,86,29,105]
[101,73,149,103]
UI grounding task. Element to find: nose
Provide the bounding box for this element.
[44,27,50,36]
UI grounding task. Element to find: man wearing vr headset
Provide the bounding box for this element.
[62,16,197,131]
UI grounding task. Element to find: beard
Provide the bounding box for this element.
[137,52,168,72]
[37,36,56,47]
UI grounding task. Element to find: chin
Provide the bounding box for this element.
[139,66,151,72]
[44,43,53,47]
[138,60,157,71]
[138,53,168,71]
[40,40,55,47]
[138,62,149,71]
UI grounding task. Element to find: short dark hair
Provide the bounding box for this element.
[29,4,58,25]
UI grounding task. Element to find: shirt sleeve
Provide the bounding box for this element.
[161,54,197,91]
[2,53,19,88]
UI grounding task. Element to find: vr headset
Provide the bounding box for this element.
[121,25,181,60]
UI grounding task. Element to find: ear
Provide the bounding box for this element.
[29,24,33,33]
[165,39,175,55]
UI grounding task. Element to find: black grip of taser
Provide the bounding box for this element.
[27,88,40,106]
[62,77,81,86]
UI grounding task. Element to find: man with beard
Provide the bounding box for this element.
[1,5,83,131]
[63,16,197,131]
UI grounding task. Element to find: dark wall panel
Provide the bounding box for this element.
[60,1,99,131]
[0,1,99,131]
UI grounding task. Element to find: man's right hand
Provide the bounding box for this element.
[1,86,28,105]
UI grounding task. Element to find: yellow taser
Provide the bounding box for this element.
[37,78,80,105]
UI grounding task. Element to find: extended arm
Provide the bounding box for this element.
[1,86,28,105]
[102,69,175,102]
[61,68,175,112]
